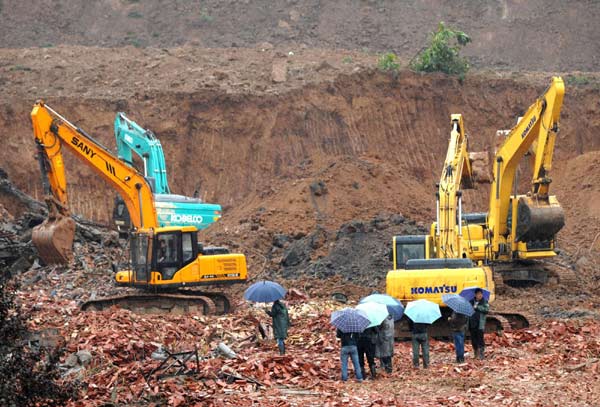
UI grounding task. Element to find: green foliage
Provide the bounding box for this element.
[565,74,592,86]
[377,52,400,72]
[10,65,31,71]
[410,22,471,78]
[199,9,213,22]
[127,11,143,18]
[342,56,353,64]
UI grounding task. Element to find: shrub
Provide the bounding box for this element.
[410,22,471,78]
[377,52,400,72]
[127,11,143,18]
[565,75,591,86]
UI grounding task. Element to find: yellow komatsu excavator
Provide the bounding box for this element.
[31,101,247,315]
[387,77,567,335]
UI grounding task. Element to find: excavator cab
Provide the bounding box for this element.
[391,235,429,269]
[116,226,247,288]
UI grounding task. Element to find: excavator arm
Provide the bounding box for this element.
[114,112,170,194]
[31,101,158,263]
[487,77,565,256]
[435,114,474,258]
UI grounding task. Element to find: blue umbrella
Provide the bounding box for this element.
[244,280,286,303]
[359,293,404,321]
[459,286,491,302]
[330,308,371,333]
[442,294,475,317]
[356,302,389,328]
[404,299,441,324]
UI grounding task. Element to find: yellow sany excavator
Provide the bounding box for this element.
[387,77,567,334]
[31,101,247,314]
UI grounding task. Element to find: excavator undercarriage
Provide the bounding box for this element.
[80,290,232,315]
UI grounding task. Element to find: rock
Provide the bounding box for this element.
[102,230,120,247]
[293,232,306,240]
[391,214,405,225]
[272,234,290,248]
[337,220,366,237]
[64,353,79,367]
[281,245,304,267]
[315,60,334,72]
[76,350,93,367]
[277,20,291,29]
[217,342,237,359]
[576,256,591,270]
[309,180,327,196]
[271,60,288,83]
[309,227,328,249]
[289,10,301,21]
[258,41,274,51]
[62,366,85,380]
[10,256,32,274]
[151,346,167,361]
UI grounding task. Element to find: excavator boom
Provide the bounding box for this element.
[31,102,157,264]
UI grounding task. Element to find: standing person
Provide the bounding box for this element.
[448,310,468,363]
[357,326,378,379]
[409,320,430,368]
[375,315,394,373]
[265,299,289,355]
[336,329,363,382]
[468,288,489,360]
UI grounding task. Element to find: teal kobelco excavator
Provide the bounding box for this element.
[112,113,222,236]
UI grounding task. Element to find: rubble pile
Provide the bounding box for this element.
[15,280,600,406]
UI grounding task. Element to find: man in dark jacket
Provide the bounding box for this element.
[409,320,430,368]
[468,288,489,360]
[336,329,363,382]
[375,315,394,373]
[448,311,468,363]
[357,326,378,379]
[266,299,289,355]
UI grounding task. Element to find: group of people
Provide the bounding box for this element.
[336,314,395,381]
[338,288,490,381]
[264,289,490,382]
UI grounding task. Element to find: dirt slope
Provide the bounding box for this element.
[1,47,599,232]
[1,0,600,71]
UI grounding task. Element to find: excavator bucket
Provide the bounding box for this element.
[32,214,76,265]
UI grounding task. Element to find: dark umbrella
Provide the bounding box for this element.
[442,294,475,316]
[244,280,286,303]
[330,308,371,333]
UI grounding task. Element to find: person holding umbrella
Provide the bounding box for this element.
[468,288,489,360]
[404,299,441,369]
[442,293,475,363]
[331,308,369,382]
[266,299,290,355]
[375,315,395,373]
[355,302,389,379]
[244,280,289,355]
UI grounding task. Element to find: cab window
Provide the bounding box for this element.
[182,233,194,263]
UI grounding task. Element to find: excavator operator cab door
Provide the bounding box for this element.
[130,232,153,284]
[152,231,198,282]
[392,235,428,270]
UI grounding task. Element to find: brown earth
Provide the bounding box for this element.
[1,0,600,71]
